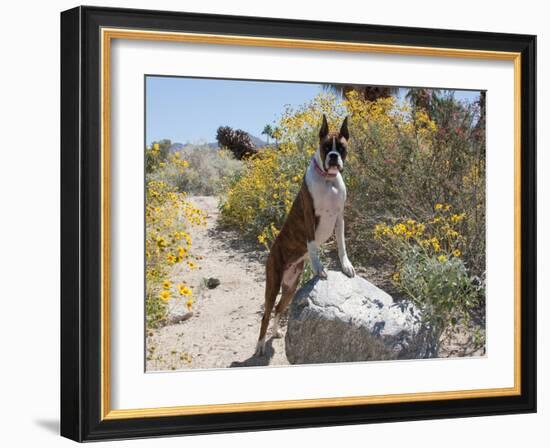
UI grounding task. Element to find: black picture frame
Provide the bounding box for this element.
[61,5,536,442]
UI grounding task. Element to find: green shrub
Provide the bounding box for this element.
[344,91,485,278]
[175,145,242,195]
[374,213,483,355]
[396,248,482,355]
[146,139,172,174]
[150,144,243,196]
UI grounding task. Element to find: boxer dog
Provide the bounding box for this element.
[255,115,355,355]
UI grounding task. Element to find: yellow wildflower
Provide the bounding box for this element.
[178,284,192,296]
[451,213,466,223]
[392,223,406,235]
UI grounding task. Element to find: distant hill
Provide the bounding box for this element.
[168,134,269,153]
[167,142,186,152]
[249,135,269,147]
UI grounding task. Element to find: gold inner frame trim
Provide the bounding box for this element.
[100,27,522,421]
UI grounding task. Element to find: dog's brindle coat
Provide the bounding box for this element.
[256,115,355,355]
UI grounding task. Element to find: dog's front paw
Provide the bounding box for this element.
[341,257,355,278]
[311,259,328,279]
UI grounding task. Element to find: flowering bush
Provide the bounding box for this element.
[145,143,207,329]
[342,91,485,278]
[374,205,483,354]
[373,204,467,261]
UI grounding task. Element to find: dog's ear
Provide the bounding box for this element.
[339,116,350,140]
[319,114,329,139]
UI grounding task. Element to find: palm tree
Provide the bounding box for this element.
[324,84,399,101]
[262,124,273,144]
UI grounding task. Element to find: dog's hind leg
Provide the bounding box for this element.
[256,252,282,356]
[272,259,304,338]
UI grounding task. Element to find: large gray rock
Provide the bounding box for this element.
[285,271,429,364]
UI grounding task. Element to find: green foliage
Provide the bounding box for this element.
[146,139,172,174]
[392,245,482,355]
[374,210,483,355]
[146,289,168,329]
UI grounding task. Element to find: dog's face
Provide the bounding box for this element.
[318,115,350,174]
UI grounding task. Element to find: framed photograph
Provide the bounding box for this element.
[60,6,536,441]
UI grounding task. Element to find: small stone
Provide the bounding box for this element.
[166,312,193,325]
[207,277,221,289]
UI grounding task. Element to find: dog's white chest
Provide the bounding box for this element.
[306,170,346,244]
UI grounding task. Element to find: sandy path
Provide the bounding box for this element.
[146,196,289,371]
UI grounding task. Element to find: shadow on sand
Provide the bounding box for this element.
[229,338,277,368]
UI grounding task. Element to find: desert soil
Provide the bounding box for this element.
[146,196,289,371]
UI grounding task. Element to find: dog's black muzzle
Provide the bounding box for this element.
[328,153,339,166]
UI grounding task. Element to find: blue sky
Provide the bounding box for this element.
[145,76,480,145]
